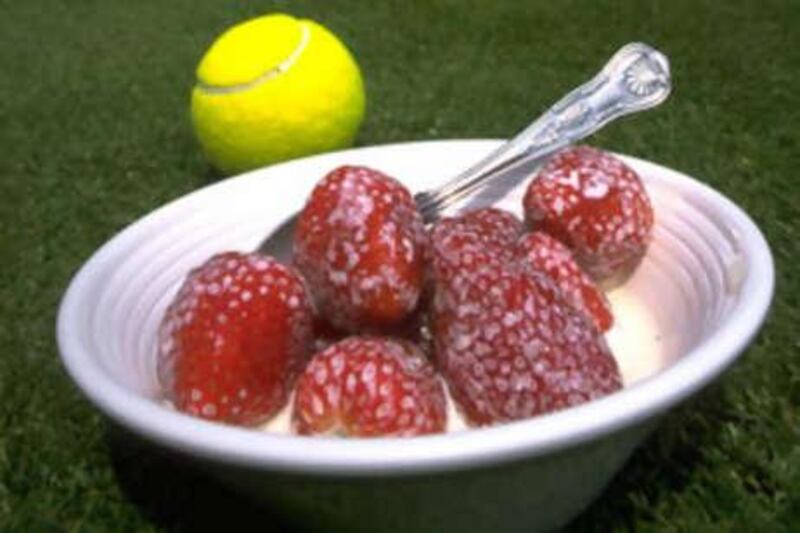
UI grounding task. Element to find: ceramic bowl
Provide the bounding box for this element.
[57,140,774,532]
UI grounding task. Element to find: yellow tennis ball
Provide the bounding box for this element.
[191,13,366,175]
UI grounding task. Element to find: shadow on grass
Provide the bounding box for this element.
[106,423,289,532]
[106,382,731,532]
[566,381,731,531]
[198,164,223,186]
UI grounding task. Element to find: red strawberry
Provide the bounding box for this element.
[294,166,427,332]
[291,337,446,437]
[428,209,521,366]
[516,231,614,332]
[311,315,347,353]
[431,214,621,426]
[429,207,522,286]
[459,207,524,253]
[157,252,314,426]
[522,145,654,286]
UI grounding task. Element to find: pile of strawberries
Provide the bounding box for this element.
[157,146,654,437]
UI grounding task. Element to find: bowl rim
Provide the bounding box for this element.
[56,139,775,476]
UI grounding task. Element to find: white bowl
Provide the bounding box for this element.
[57,140,774,532]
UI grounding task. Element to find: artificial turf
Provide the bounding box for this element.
[1,0,798,530]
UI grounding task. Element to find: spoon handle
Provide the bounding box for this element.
[414,42,671,221]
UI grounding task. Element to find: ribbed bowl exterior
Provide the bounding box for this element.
[57,141,773,532]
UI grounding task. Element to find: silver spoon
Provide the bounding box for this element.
[258,42,671,261]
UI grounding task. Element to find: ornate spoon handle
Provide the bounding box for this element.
[257,43,670,260]
[414,42,671,221]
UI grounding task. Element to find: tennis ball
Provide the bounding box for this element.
[191,13,366,175]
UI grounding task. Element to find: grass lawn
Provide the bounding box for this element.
[1,0,798,530]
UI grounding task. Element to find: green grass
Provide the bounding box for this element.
[1,0,798,530]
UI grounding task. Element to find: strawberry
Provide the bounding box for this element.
[311,315,347,354]
[522,145,654,286]
[516,231,614,332]
[458,207,524,253]
[431,213,621,426]
[429,207,522,287]
[157,252,314,426]
[291,337,447,437]
[294,166,427,332]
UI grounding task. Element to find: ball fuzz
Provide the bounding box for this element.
[191,14,366,175]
